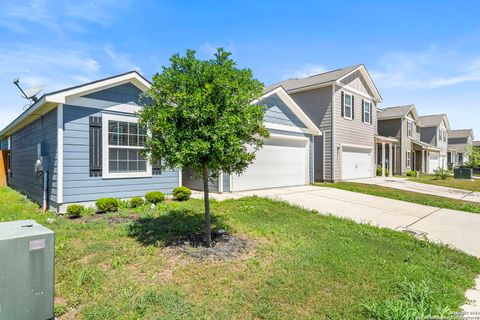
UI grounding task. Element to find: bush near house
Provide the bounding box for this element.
[172,186,192,201]
[145,191,165,204]
[130,197,145,208]
[376,165,389,177]
[66,204,84,218]
[95,198,119,212]
[434,168,453,180]
[406,171,417,177]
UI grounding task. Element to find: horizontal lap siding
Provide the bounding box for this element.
[263,94,307,128]
[9,109,57,206]
[334,85,376,180]
[290,87,332,181]
[62,105,179,204]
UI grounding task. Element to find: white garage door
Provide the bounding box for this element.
[341,146,372,180]
[231,137,308,191]
[428,152,440,173]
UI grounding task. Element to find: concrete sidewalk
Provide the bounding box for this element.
[347,177,480,203]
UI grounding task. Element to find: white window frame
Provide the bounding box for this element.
[343,92,353,120]
[102,113,152,179]
[363,100,372,124]
[406,150,411,167]
[407,120,413,138]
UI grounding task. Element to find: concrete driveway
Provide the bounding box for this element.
[195,185,480,311]
[348,177,480,203]
[199,185,480,257]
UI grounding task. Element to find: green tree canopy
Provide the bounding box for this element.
[139,48,268,246]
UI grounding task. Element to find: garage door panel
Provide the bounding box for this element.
[232,138,307,191]
[342,146,372,180]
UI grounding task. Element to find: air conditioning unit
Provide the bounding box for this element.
[0,220,54,320]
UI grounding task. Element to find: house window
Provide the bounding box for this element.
[443,130,447,142]
[343,93,353,119]
[363,101,372,124]
[102,114,152,178]
[406,150,411,167]
[407,120,413,138]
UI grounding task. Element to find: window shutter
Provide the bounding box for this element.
[351,96,355,120]
[89,116,102,177]
[341,91,344,117]
[362,99,365,122]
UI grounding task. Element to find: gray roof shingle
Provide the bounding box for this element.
[448,129,474,139]
[419,114,447,127]
[377,105,413,120]
[264,64,362,93]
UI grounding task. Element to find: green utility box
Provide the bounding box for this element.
[0,220,54,320]
[454,167,473,180]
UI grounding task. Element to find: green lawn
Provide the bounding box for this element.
[1,187,480,319]
[408,174,480,192]
[314,182,480,214]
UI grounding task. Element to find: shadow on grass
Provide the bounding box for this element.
[127,208,228,247]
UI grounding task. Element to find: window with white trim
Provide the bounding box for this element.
[102,114,152,178]
[363,101,372,124]
[406,150,411,167]
[407,120,413,138]
[343,93,353,119]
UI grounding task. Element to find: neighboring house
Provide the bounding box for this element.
[419,114,450,172]
[182,86,321,192]
[447,129,474,167]
[264,64,383,181]
[377,105,440,175]
[474,140,480,150]
[0,72,321,212]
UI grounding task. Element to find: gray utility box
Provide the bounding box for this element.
[0,220,54,320]
[454,167,473,180]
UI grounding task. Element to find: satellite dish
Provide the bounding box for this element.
[12,78,44,104]
[23,85,44,101]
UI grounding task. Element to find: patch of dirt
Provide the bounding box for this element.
[166,229,252,261]
[71,213,139,225]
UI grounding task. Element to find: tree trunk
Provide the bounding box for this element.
[202,164,212,247]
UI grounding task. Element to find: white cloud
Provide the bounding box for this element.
[282,64,328,79]
[371,46,480,89]
[198,41,236,58]
[104,46,142,72]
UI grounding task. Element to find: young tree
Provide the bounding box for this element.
[139,48,268,246]
[466,146,480,168]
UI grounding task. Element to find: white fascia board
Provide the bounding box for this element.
[265,122,313,135]
[258,87,322,136]
[337,65,382,103]
[269,133,309,141]
[47,72,150,104]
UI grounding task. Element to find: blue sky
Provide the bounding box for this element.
[1,0,480,136]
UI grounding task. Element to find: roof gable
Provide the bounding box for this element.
[259,87,321,135]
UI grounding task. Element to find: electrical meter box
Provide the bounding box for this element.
[0,220,54,320]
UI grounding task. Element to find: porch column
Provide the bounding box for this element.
[426,151,429,173]
[388,143,393,177]
[393,144,397,175]
[421,150,425,173]
[381,142,386,177]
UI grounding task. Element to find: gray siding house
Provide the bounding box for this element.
[419,114,450,171]
[1,73,321,212]
[265,64,383,181]
[0,72,179,213]
[448,129,474,166]
[182,86,321,192]
[377,105,440,174]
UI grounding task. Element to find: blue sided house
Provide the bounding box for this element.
[0,72,321,213]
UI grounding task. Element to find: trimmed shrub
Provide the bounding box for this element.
[66,204,83,218]
[130,197,144,208]
[95,198,119,212]
[406,171,417,177]
[434,168,453,180]
[376,165,389,177]
[145,191,165,204]
[173,186,192,201]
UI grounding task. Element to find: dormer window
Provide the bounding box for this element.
[407,120,413,138]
